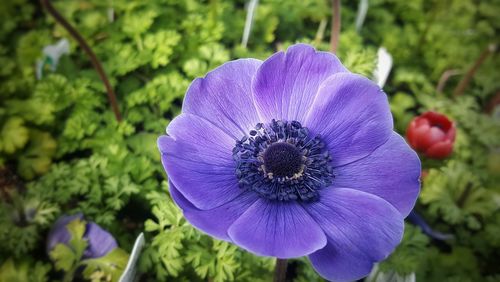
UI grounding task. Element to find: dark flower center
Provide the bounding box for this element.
[233,120,333,202]
[263,142,303,177]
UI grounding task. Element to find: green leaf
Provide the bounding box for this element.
[143,30,181,68]
[49,218,88,273]
[67,218,88,259]
[0,117,29,154]
[81,248,130,282]
[121,9,158,37]
[0,259,50,282]
[17,130,57,179]
[378,224,430,275]
[50,244,77,272]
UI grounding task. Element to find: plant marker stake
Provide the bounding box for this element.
[119,233,145,282]
[373,47,393,88]
[241,0,259,48]
[36,39,70,80]
[355,0,368,32]
[313,18,328,46]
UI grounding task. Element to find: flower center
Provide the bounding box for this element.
[233,120,334,202]
[263,142,303,178]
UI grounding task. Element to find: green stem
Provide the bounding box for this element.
[273,258,288,282]
[62,265,77,282]
[457,182,473,208]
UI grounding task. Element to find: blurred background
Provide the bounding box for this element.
[0,0,499,281]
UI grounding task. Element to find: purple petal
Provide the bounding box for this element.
[228,199,327,258]
[407,210,454,241]
[333,133,420,216]
[252,43,347,123]
[169,181,258,241]
[158,113,242,210]
[83,222,118,259]
[304,72,393,167]
[46,213,84,254]
[306,188,404,282]
[183,59,262,139]
[308,241,375,282]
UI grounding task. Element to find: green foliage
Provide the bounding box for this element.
[17,130,57,179]
[378,225,430,275]
[49,218,129,282]
[81,249,129,282]
[0,0,498,281]
[140,184,274,281]
[50,219,88,273]
[420,161,495,229]
[0,117,29,154]
[29,154,140,225]
[0,185,58,258]
[0,259,50,282]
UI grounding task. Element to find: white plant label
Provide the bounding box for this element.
[119,233,145,282]
[373,47,393,88]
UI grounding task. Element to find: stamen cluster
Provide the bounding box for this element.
[233,120,334,201]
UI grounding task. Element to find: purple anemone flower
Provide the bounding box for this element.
[158,44,420,281]
[47,213,118,259]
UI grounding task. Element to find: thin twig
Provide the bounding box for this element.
[330,0,341,54]
[453,43,497,97]
[485,91,500,114]
[273,258,288,282]
[435,69,461,93]
[40,0,122,122]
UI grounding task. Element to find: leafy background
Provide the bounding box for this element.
[0,0,499,281]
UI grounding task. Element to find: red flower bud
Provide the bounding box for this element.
[406,111,456,159]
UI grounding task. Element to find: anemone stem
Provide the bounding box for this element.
[330,0,341,54]
[273,258,288,282]
[485,91,500,114]
[435,69,461,93]
[40,0,122,122]
[453,43,497,97]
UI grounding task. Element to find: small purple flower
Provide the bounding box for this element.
[47,213,118,259]
[158,44,420,281]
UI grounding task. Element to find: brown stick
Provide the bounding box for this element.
[40,0,122,122]
[453,43,497,97]
[330,0,341,54]
[485,91,500,114]
[273,258,288,282]
[436,69,461,93]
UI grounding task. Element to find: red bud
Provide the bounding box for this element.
[406,111,456,159]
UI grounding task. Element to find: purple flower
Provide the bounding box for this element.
[158,44,420,281]
[47,214,118,259]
